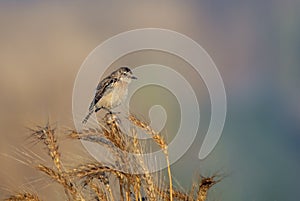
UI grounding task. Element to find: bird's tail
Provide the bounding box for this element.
[82,109,94,124]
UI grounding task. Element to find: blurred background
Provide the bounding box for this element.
[0,0,300,200]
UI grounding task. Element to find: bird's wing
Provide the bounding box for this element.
[88,76,117,111]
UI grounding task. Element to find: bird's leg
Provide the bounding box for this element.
[94,106,112,113]
[102,107,115,114]
[95,107,102,113]
[94,106,121,116]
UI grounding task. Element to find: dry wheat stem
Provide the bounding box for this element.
[128,130,156,201]
[188,182,197,201]
[129,115,173,201]
[154,185,189,201]
[104,184,114,201]
[5,115,222,201]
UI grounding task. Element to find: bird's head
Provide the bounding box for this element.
[112,67,137,82]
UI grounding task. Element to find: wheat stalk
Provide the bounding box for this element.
[129,114,173,201]
[4,115,222,201]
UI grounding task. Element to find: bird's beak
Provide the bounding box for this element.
[131,75,137,80]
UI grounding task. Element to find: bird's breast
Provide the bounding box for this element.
[97,81,129,109]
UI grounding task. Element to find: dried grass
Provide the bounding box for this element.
[4,113,221,201]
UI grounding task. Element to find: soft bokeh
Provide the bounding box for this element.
[0,1,299,200]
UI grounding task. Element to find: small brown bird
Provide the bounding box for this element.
[82,67,137,124]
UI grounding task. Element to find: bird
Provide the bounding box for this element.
[82,67,137,124]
